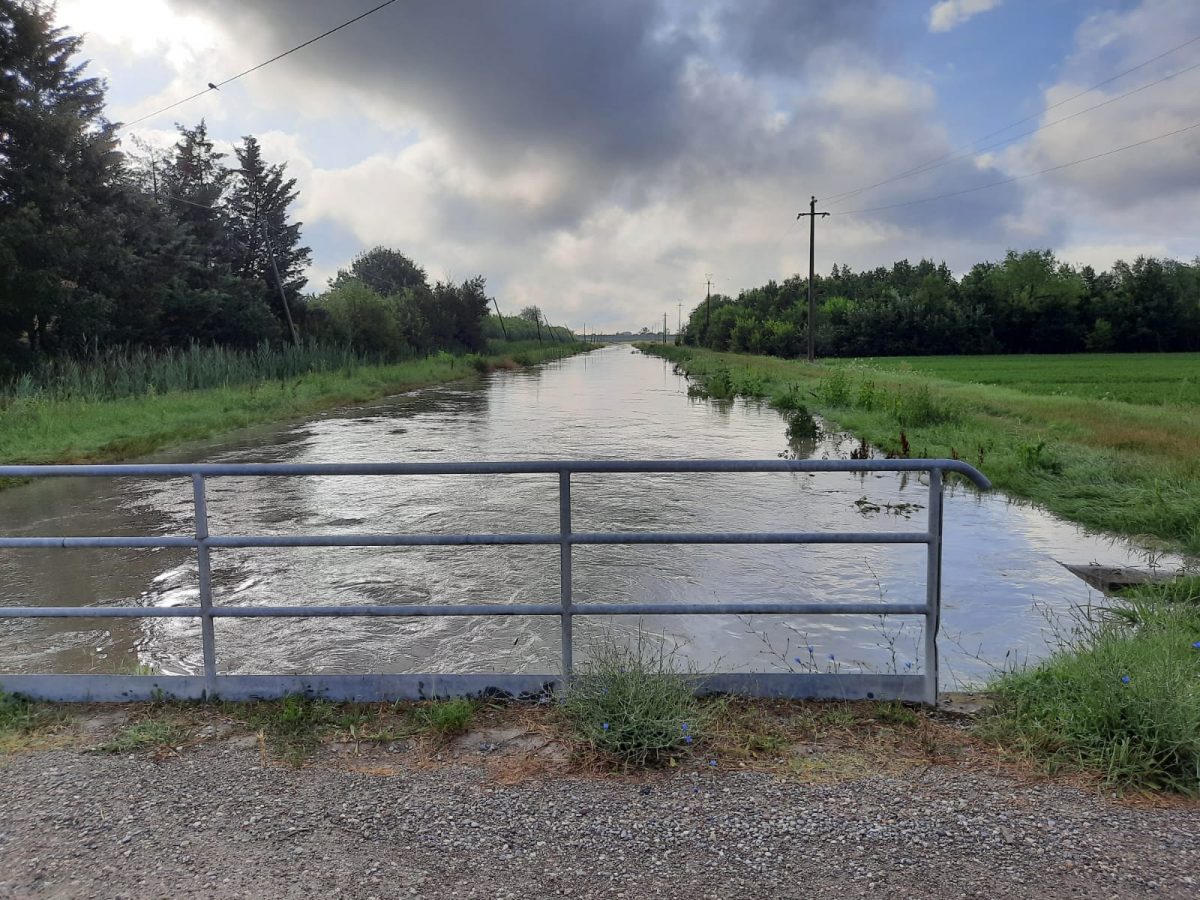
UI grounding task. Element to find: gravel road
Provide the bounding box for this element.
[1,740,1197,899]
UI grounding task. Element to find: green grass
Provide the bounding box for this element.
[412,698,477,736]
[0,342,592,471]
[853,352,1200,407]
[980,578,1200,794]
[97,719,185,754]
[0,690,37,735]
[562,637,706,767]
[643,345,1200,554]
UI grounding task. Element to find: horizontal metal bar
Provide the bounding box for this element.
[208,533,560,548]
[0,458,992,489]
[0,672,927,703]
[0,601,927,619]
[0,531,931,550]
[574,601,927,616]
[571,531,930,545]
[0,536,198,549]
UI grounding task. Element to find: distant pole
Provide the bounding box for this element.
[797,195,829,363]
[492,298,509,341]
[704,274,713,337]
[260,219,300,347]
[662,312,667,345]
[677,302,682,339]
[535,312,543,342]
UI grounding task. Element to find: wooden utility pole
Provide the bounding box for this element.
[797,196,829,363]
[704,274,713,335]
[492,298,509,340]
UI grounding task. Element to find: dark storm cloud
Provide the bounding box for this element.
[170,0,693,172]
[714,0,884,72]
[165,0,1034,283]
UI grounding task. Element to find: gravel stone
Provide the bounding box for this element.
[0,746,1197,898]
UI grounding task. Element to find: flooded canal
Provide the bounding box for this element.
[0,345,1185,688]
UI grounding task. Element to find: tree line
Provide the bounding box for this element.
[686,250,1200,360]
[683,251,1200,358]
[0,1,516,381]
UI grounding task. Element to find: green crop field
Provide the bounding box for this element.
[846,353,1200,407]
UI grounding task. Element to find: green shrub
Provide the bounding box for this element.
[563,637,705,766]
[786,406,820,443]
[816,368,851,406]
[768,384,806,413]
[703,366,736,400]
[856,378,877,411]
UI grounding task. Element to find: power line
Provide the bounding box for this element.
[832,116,1200,216]
[824,31,1200,206]
[828,57,1200,209]
[120,0,400,130]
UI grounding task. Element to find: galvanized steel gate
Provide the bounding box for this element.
[0,459,989,705]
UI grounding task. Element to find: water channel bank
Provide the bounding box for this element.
[640,344,1200,557]
[0,342,591,471]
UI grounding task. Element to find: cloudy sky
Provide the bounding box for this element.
[55,0,1200,330]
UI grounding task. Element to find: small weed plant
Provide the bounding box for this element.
[98,719,184,754]
[413,698,476,736]
[563,636,705,766]
[0,690,35,734]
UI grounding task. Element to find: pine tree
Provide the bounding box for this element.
[227,136,311,339]
[0,0,123,368]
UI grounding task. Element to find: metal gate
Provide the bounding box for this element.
[0,459,990,705]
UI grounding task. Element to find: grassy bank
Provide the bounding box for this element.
[640,345,1200,556]
[981,577,1200,794]
[0,341,591,469]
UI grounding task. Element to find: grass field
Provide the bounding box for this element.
[852,353,1200,407]
[642,346,1200,555]
[0,342,591,471]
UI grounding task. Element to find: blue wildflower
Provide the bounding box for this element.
[602,722,610,730]
[1192,640,1200,650]
[904,661,913,671]
[828,653,836,661]
[1121,675,1131,685]
[807,645,814,654]
[681,722,689,732]
[684,735,693,744]
[708,759,717,767]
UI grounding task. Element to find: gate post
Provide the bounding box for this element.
[192,474,217,698]
[558,470,573,676]
[924,467,944,706]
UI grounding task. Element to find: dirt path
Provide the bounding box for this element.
[2,735,1197,899]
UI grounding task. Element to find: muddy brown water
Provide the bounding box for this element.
[0,345,1185,688]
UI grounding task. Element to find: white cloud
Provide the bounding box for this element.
[998,0,1200,263]
[1058,242,1172,270]
[928,0,1002,33]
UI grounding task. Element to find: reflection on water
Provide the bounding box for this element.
[0,346,1186,687]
